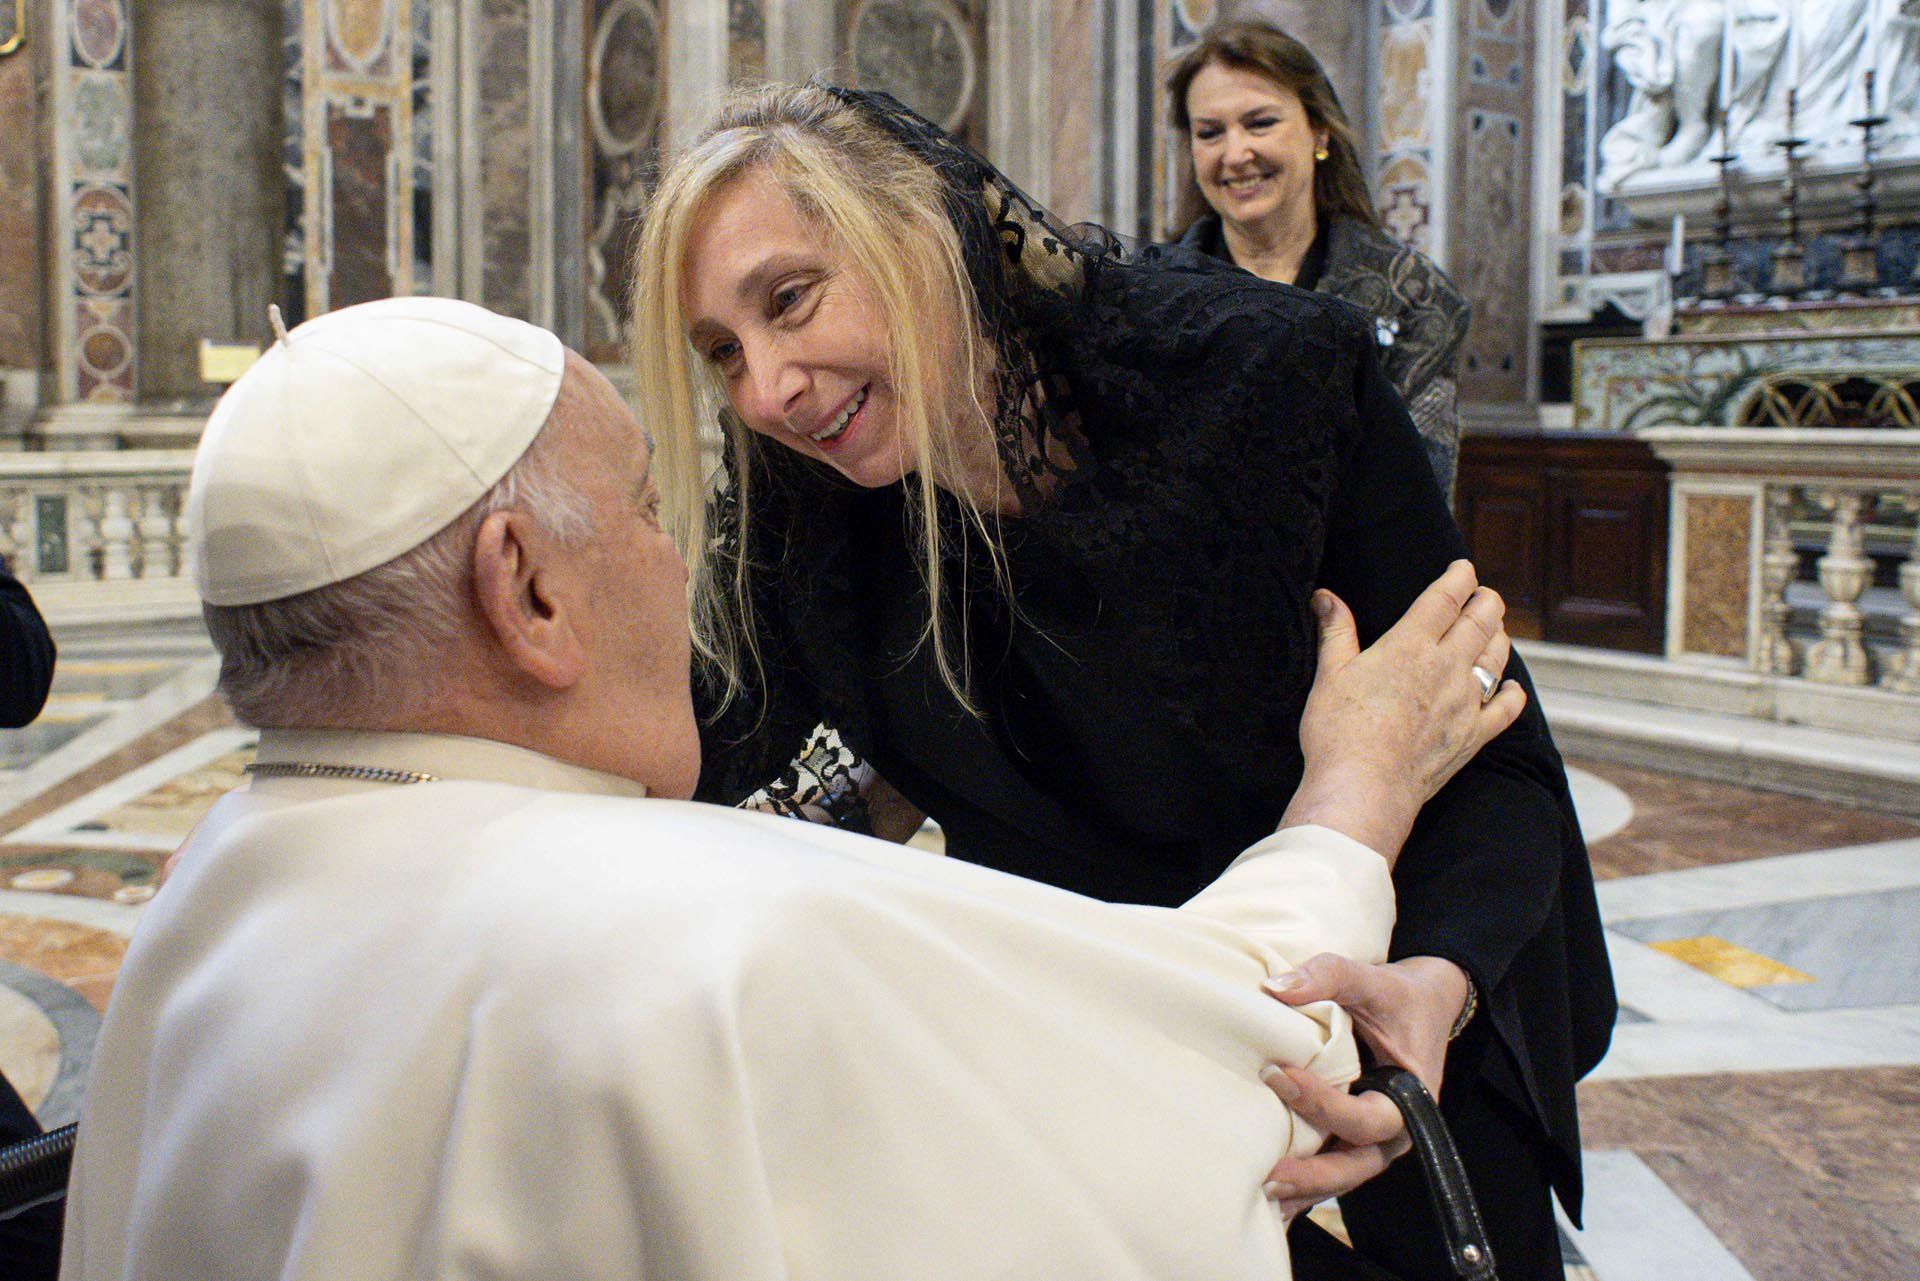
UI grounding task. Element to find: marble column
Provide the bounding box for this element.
[133,0,282,401]
[0,10,43,432]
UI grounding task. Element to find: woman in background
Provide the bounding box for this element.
[1168,19,1470,499]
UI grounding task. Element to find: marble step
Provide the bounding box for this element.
[1523,642,1920,816]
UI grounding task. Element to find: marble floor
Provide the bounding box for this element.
[1,629,1916,1280]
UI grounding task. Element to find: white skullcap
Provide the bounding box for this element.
[188,296,566,606]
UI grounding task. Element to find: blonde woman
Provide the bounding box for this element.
[630,83,1610,1281]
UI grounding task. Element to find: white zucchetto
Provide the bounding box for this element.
[188,297,566,606]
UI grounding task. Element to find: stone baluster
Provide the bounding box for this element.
[1804,490,1876,685]
[75,487,104,581]
[0,490,19,575]
[8,495,31,576]
[137,486,174,579]
[1754,485,1802,676]
[97,485,135,581]
[1882,495,1920,695]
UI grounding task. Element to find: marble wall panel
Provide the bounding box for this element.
[729,0,765,81]
[296,0,420,318]
[135,0,284,399]
[1457,110,1527,396]
[1453,0,1534,404]
[0,50,43,371]
[477,0,530,317]
[1680,492,1754,659]
[51,0,137,403]
[327,101,396,307]
[585,0,664,362]
[1375,8,1435,256]
[845,0,984,145]
[1048,0,1095,225]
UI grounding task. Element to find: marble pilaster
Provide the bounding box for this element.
[48,0,138,405]
[297,0,423,318]
[1452,0,1534,407]
[0,27,42,385]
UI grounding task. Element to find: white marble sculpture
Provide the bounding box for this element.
[1597,0,1920,192]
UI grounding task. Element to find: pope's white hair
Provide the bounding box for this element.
[204,389,598,730]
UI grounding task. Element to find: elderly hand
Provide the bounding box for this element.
[1279,560,1523,863]
[1258,952,1473,1214]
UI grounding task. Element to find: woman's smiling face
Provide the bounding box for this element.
[680,168,912,489]
[1185,60,1326,241]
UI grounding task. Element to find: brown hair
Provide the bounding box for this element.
[1165,20,1380,236]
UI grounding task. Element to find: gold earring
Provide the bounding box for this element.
[1314,146,1330,162]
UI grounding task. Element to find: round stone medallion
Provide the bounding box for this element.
[590,0,662,158]
[72,0,125,70]
[851,0,978,135]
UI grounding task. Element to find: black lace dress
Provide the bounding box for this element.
[692,88,1614,1277]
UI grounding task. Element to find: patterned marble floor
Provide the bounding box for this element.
[1,630,1915,1280]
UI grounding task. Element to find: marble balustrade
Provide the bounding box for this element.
[1642,425,1920,707]
[0,451,199,625]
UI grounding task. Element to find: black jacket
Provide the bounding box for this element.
[696,250,1615,1216]
[1179,213,1470,496]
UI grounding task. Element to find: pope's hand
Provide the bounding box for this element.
[1258,1061,1410,1219]
[1258,952,1473,1213]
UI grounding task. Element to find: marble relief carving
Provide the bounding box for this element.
[53,0,136,402]
[585,0,663,362]
[1573,330,1920,431]
[1597,0,1920,192]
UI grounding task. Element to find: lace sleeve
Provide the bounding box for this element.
[736,724,876,831]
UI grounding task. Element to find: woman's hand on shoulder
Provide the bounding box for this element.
[1280,559,1524,863]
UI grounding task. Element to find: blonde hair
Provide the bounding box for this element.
[631,82,1009,716]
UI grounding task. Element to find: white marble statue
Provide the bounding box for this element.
[1597,0,1916,192]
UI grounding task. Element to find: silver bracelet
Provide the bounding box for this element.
[1447,975,1479,1042]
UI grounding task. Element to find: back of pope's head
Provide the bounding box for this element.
[188,297,569,729]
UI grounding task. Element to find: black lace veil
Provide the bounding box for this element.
[815,84,1126,511]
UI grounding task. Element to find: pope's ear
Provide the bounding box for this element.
[470,510,587,690]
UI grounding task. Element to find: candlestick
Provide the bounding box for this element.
[1842,69,1888,293]
[1719,1,1736,137]
[1770,87,1808,297]
[1701,145,1739,302]
[1786,4,1802,91]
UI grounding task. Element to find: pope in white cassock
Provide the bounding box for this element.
[58,298,1522,1281]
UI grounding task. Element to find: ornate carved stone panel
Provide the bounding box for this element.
[51,0,137,402]
[584,0,666,362]
[291,0,427,319]
[838,0,985,150]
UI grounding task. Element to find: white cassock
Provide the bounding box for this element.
[61,729,1394,1281]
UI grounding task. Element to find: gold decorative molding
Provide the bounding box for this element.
[0,0,25,57]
